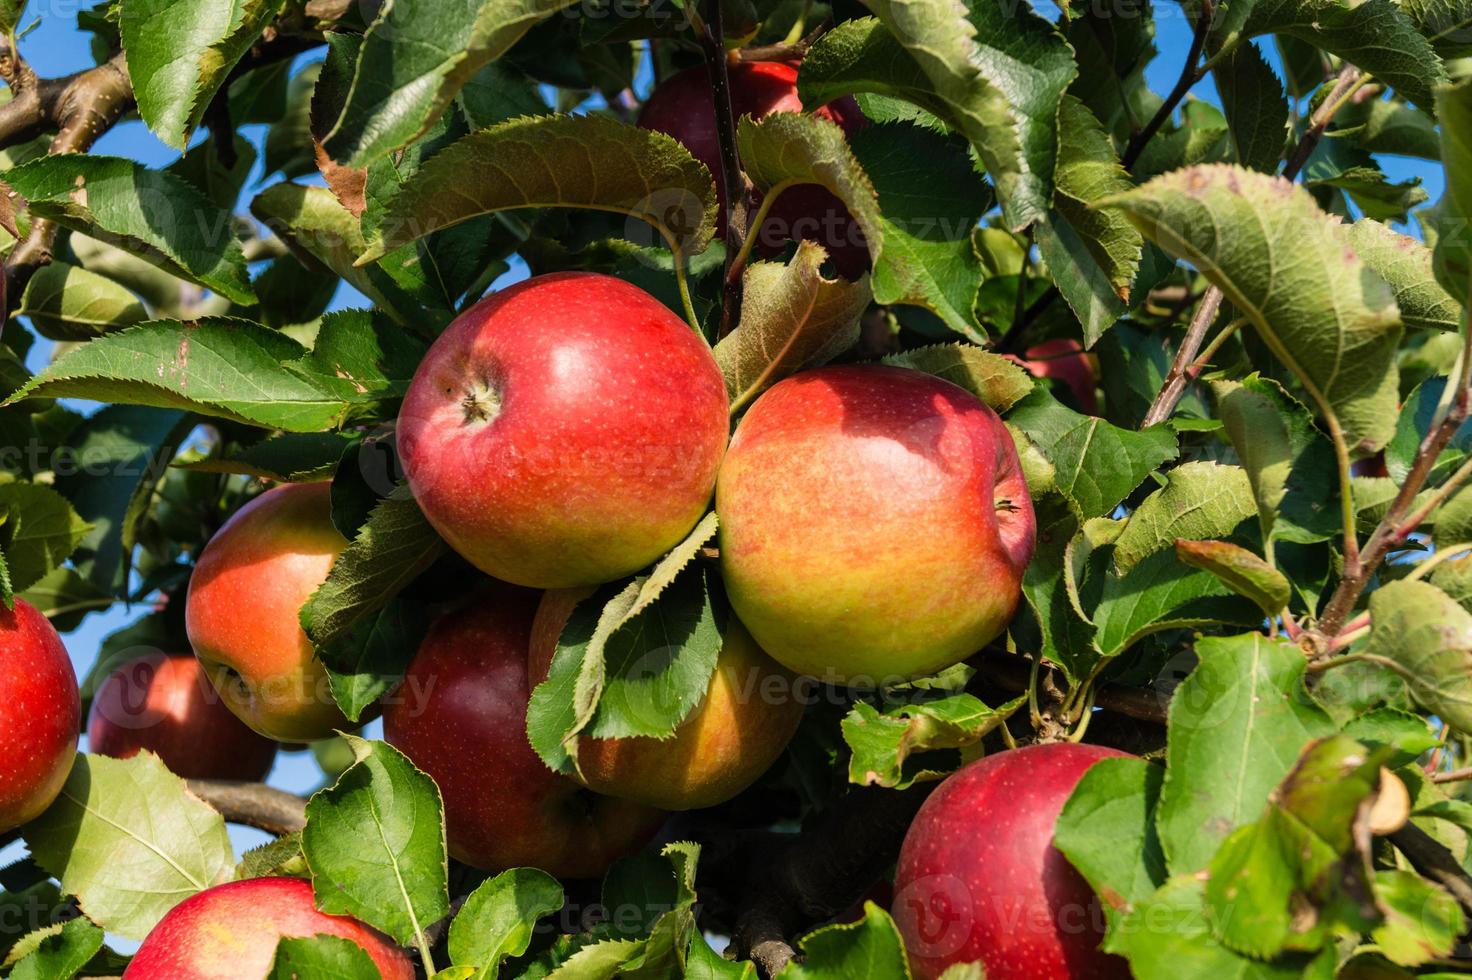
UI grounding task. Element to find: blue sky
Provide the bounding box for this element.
[6,3,1447,868]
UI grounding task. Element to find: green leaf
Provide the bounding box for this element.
[841,692,1024,789]
[6,318,348,432]
[1215,43,1289,172]
[449,868,564,979]
[181,432,360,483]
[1111,462,1256,573]
[1156,633,1335,874]
[320,0,580,166]
[1363,579,1472,730]
[235,832,308,881]
[303,736,450,948]
[121,0,286,148]
[776,903,910,979]
[0,0,26,34]
[5,918,103,980]
[4,155,255,304]
[1006,387,1178,520]
[1054,757,1167,924]
[1104,164,1404,452]
[880,343,1033,412]
[1435,76,1472,298]
[24,753,234,940]
[716,242,871,413]
[0,483,90,595]
[360,114,717,263]
[18,567,112,631]
[1342,219,1460,333]
[322,601,424,724]
[16,261,147,341]
[1372,869,1466,966]
[1332,97,1441,159]
[1017,494,1099,681]
[267,934,380,980]
[294,308,428,411]
[458,60,548,130]
[300,491,447,652]
[1175,539,1292,617]
[1090,547,1263,659]
[687,934,756,980]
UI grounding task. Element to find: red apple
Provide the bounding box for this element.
[893,743,1132,980]
[529,588,804,810]
[123,876,413,979]
[88,652,278,781]
[638,60,869,278]
[0,598,79,832]
[397,272,729,590]
[1004,339,1098,415]
[186,482,350,743]
[383,588,666,877]
[716,365,1035,684]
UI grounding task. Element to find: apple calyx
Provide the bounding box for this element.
[459,376,503,426]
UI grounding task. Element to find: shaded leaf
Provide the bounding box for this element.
[881,344,1033,412]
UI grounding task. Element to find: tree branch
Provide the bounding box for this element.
[1389,822,1472,929]
[1281,65,1362,181]
[695,0,752,340]
[187,780,308,836]
[1120,0,1213,171]
[1141,287,1224,428]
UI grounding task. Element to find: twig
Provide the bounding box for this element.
[1141,287,1223,427]
[1281,66,1362,180]
[1431,767,1472,784]
[187,780,308,836]
[695,0,753,340]
[975,649,1168,726]
[1120,0,1214,171]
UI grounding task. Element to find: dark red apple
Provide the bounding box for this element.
[186,481,350,742]
[638,60,869,278]
[383,588,666,877]
[88,652,278,781]
[123,876,413,979]
[0,598,79,832]
[893,743,1132,980]
[1004,339,1098,415]
[716,364,1035,684]
[397,272,729,590]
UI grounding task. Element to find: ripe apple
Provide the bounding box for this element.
[716,365,1035,684]
[529,588,804,810]
[892,742,1132,980]
[0,598,79,832]
[637,60,869,277]
[397,272,729,590]
[123,876,413,979]
[186,482,350,743]
[1004,339,1098,415]
[383,588,666,876]
[88,652,278,781]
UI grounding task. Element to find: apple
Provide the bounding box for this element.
[1004,339,1098,415]
[716,364,1035,684]
[383,588,666,876]
[186,482,350,743]
[397,272,729,590]
[123,876,413,979]
[637,60,869,277]
[88,652,279,781]
[529,588,804,810]
[0,598,79,832]
[892,743,1132,980]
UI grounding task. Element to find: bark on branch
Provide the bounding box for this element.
[187,780,308,836]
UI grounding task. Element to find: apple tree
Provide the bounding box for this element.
[1,0,1472,976]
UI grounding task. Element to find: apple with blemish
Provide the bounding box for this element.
[0,598,79,833]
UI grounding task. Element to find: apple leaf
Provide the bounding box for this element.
[17,567,112,632]
[358,114,718,263]
[235,832,308,882]
[180,432,361,483]
[775,902,910,979]
[0,483,91,596]
[1363,579,1472,730]
[599,841,702,976]
[24,753,235,941]
[1372,869,1466,966]
[1175,540,1291,617]
[688,933,756,979]
[716,242,871,413]
[841,691,1025,789]
[1155,633,1336,874]
[1111,462,1256,573]
[15,261,147,341]
[1342,219,1460,333]
[319,0,580,167]
[1017,494,1099,682]
[880,344,1033,412]
[1090,547,1264,660]
[1100,164,1404,452]
[300,490,447,652]
[267,934,379,980]
[1005,387,1178,520]
[1054,757,1168,926]
[1386,376,1472,488]
[1214,43,1289,173]
[5,318,350,433]
[121,0,286,149]
[302,736,450,948]
[292,308,428,414]
[3,155,255,305]
[321,600,426,724]
[3,918,103,980]
[1435,77,1472,297]
[0,546,12,608]
[448,868,564,980]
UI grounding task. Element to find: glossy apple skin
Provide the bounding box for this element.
[384,590,665,876]
[397,272,729,590]
[893,743,1132,980]
[0,599,79,832]
[88,652,278,781]
[716,365,1035,684]
[1005,339,1098,415]
[122,876,413,980]
[185,482,350,742]
[638,61,869,278]
[530,588,804,810]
